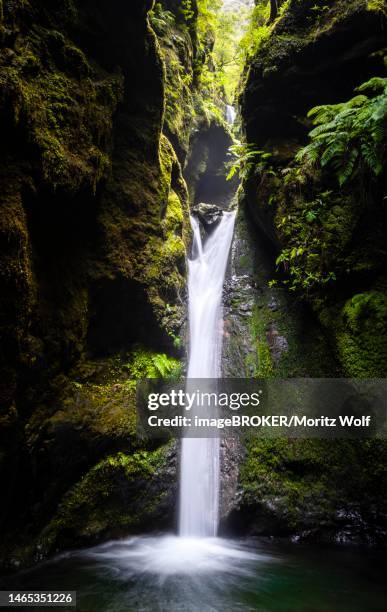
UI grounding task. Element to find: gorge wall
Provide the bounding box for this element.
[225,0,387,542]
[0,0,206,569]
[241,0,387,378]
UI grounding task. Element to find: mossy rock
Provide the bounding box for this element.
[228,437,387,542]
[37,443,177,555]
[335,291,387,377]
[0,15,123,191]
[25,348,181,489]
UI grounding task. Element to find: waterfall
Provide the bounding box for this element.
[226,104,236,125]
[179,211,236,537]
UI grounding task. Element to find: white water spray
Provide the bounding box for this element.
[179,211,236,537]
[226,104,236,125]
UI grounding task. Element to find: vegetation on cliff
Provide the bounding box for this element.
[0,0,191,568]
[228,0,387,542]
[240,0,387,377]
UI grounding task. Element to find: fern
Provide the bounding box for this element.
[296,77,387,185]
[227,142,272,180]
[151,354,181,379]
[357,77,387,94]
[149,3,175,33]
[124,347,181,381]
[338,148,359,186]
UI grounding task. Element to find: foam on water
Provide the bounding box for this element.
[80,535,274,579]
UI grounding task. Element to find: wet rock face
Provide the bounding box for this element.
[219,439,244,524]
[219,206,259,518]
[223,273,257,377]
[266,324,289,365]
[222,205,262,378]
[224,482,387,545]
[192,203,223,233]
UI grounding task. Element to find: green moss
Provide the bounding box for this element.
[238,0,387,541]
[163,46,195,156]
[26,346,182,448]
[139,134,189,333]
[1,29,123,191]
[152,4,198,160]
[38,444,173,551]
[240,437,387,533]
[367,0,387,16]
[246,150,386,375]
[242,81,386,376]
[247,290,338,378]
[230,205,338,379]
[95,129,190,339]
[0,0,189,571]
[249,304,275,378]
[336,292,387,377]
[0,178,39,386]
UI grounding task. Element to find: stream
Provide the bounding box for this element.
[4,537,386,611]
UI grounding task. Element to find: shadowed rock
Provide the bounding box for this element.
[192,203,223,234]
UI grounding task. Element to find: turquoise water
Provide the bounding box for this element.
[2,536,386,611]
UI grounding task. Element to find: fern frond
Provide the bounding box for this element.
[295,141,320,164]
[346,95,368,108]
[360,141,383,175]
[338,148,359,185]
[320,140,346,167]
[298,76,386,185]
[307,103,344,124]
[356,77,387,94]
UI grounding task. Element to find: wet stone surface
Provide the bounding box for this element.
[192,203,223,235]
[222,205,259,378]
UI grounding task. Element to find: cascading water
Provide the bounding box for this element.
[13,183,277,612]
[179,211,236,537]
[23,205,273,604]
[226,104,236,125]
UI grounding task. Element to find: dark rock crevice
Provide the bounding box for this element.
[184,118,236,207]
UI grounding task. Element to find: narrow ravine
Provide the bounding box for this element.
[4,93,386,612]
[1,1,386,610]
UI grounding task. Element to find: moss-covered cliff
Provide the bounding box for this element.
[152,0,236,206]
[240,0,387,377]
[228,0,387,542]
[0,0,235,570]
[0,0,193,568]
